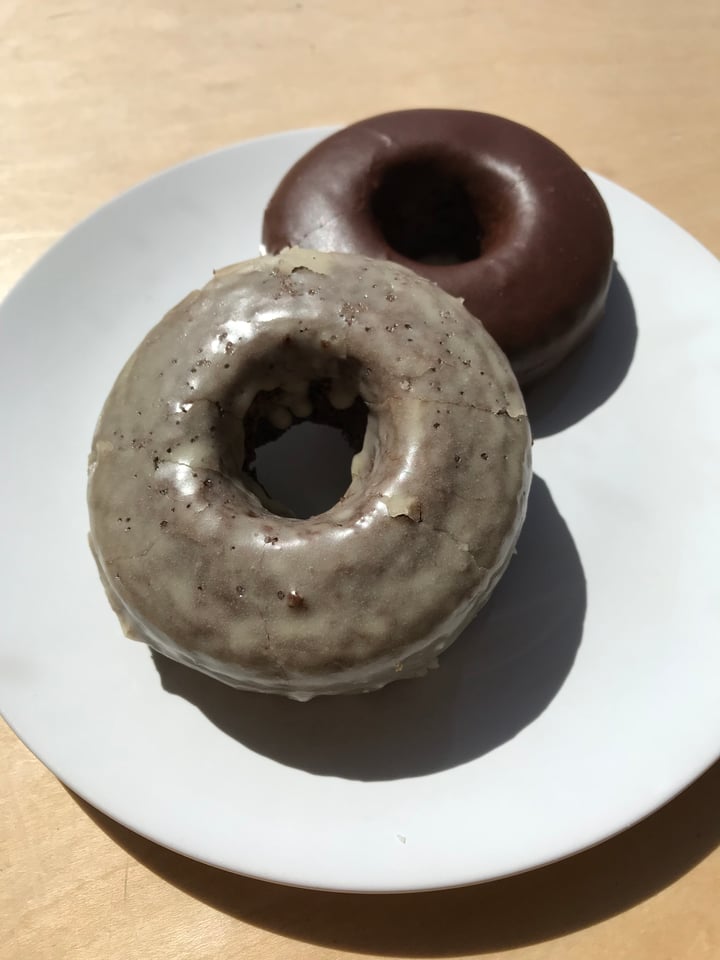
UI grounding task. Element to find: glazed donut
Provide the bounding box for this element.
[262,109,614,384]
[88,248,531,700]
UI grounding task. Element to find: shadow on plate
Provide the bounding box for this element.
[153,474,585,780]
[526,265,637,438]
[72,758,720,956]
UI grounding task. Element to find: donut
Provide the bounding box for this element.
[88,248,531,700]
[262,109,614,384]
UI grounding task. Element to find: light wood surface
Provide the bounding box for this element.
[2,1,719,958]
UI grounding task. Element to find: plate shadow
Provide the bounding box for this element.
[153,474,585,780]
[526,265,637,438]
[72,758,720,956]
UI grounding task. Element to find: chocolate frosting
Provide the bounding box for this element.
[88,249,531,699]
[263,109,614,383]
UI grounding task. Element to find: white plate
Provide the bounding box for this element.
[1,128,719,894]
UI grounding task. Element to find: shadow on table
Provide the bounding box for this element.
[72,758,720,956]
[151,475,584,779]
[526,265,637,438]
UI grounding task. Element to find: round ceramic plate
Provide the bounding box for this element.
[1,128,719,893]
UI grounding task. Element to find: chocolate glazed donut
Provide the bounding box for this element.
[263,109,614,384]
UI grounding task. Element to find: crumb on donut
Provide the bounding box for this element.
[287,590,305,609]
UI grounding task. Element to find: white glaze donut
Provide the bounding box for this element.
[88,249,531,699]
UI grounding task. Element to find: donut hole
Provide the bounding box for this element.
[371,157,483,264]
[252,422,355,520]
[241,380,369,520]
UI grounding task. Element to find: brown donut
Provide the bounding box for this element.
[88,249,531,700]
[263,109,614,384]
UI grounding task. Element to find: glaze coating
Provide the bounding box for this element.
[88,249,531,699]
[263,109,614,383]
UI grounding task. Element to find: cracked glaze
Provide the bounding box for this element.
[88,249,531,699]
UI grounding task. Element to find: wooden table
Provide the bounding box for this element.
[2,2,719,957]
